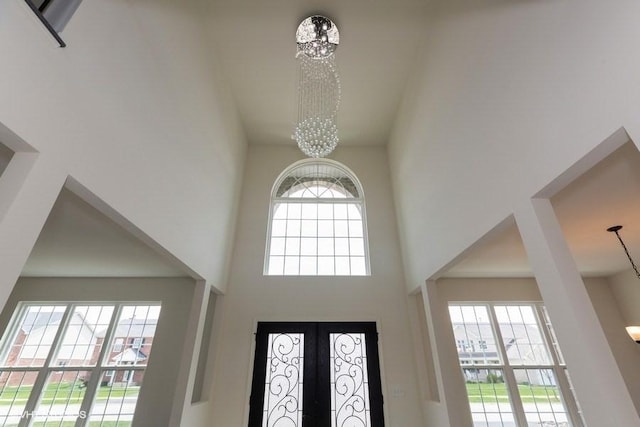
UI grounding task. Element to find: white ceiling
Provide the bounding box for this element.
[21,189,187,277]
[204,0,429,146]
[0,143,13,174]
[445,141,640,278]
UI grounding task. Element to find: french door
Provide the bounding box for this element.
[248,322,385,427]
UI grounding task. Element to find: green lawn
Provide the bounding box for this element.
[5,422,130,427]
[0,382,139,405]
[29,423,130,427]
[466,382,561,403]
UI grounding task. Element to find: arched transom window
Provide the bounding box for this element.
[265,159,369,276]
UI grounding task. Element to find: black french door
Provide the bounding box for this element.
[248,322,385,427]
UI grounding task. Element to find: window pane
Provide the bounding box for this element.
[301,203,317,219]
[300,220,317,236]
[318,204,333,220]
[350,257,366,276]
[104,306,160,368]
[348,220,363,238]
[53,305,115,367]
[449,305,501,365]
[347,204,362,220]
[32,370,92,425]
[1,305,67,368]
[286,219,301,237]
[318,238,334,256]
[89,369,145,426]
[350,238,365,256]
[270,238,285,256]
[317,257,335,275]
[495,306,551,366]
[334,204,348,219]
[284,257,300,275]
[334,220,348,237]
[299,257,317,275]
[268,256,284,275]
[285,238,300,256]
[317,220,334,237]
[262,334,304,427]
[271,220,286,237]
[330,333,371,427]
[463,368,516,427]
[0,370,38,425]
[273,204,287,219]
[335,257,350,275]
[515,368,571,426]
[300,238,317,256]
[335,238,349,256]
[287,204,302,219]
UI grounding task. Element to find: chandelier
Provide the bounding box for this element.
[293,16,341,158]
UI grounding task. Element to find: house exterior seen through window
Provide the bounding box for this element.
[264,159,370,276]
[0,302,160,426]
[448,303,585,427]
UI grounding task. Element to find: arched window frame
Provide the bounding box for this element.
[264,158,371,276]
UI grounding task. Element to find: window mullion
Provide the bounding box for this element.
[488,304,528,427]
[18,304,74,427]
[75,304,121,427]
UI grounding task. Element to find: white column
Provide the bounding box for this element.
[515,197,640,425]
[0,154,66,311]
[422,280,473,427]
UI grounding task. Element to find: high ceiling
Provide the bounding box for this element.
[203,0,429,146]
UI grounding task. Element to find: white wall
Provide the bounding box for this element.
[585,276,640,412]
[209,145,423,425]
[389,0,640,292]
[0,277,196,427]
[0,0,246,296]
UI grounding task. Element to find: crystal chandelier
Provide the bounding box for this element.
[293,16,341,158]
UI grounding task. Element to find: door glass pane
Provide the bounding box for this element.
[449,305,501,365]
[515,368,571,426]
[0,370,38,426]
[463,368,516,427]
[262,333,304,427]
[330,333,371,427]
[1,305,67,367]
[32,370,91,425]
[52,305,115,367]
[494,306,551,366]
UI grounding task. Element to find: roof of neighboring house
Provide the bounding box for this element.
[22,310,64,333]
[21,309,95,334]
[110,347,148,363]
[97,318,157,338]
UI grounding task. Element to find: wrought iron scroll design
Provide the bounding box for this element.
[263,333,304,427]
[331,333,371,427]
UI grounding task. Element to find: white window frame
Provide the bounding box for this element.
[0,301,160,427]
[264,158,371,276]
[448,302,584,427]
